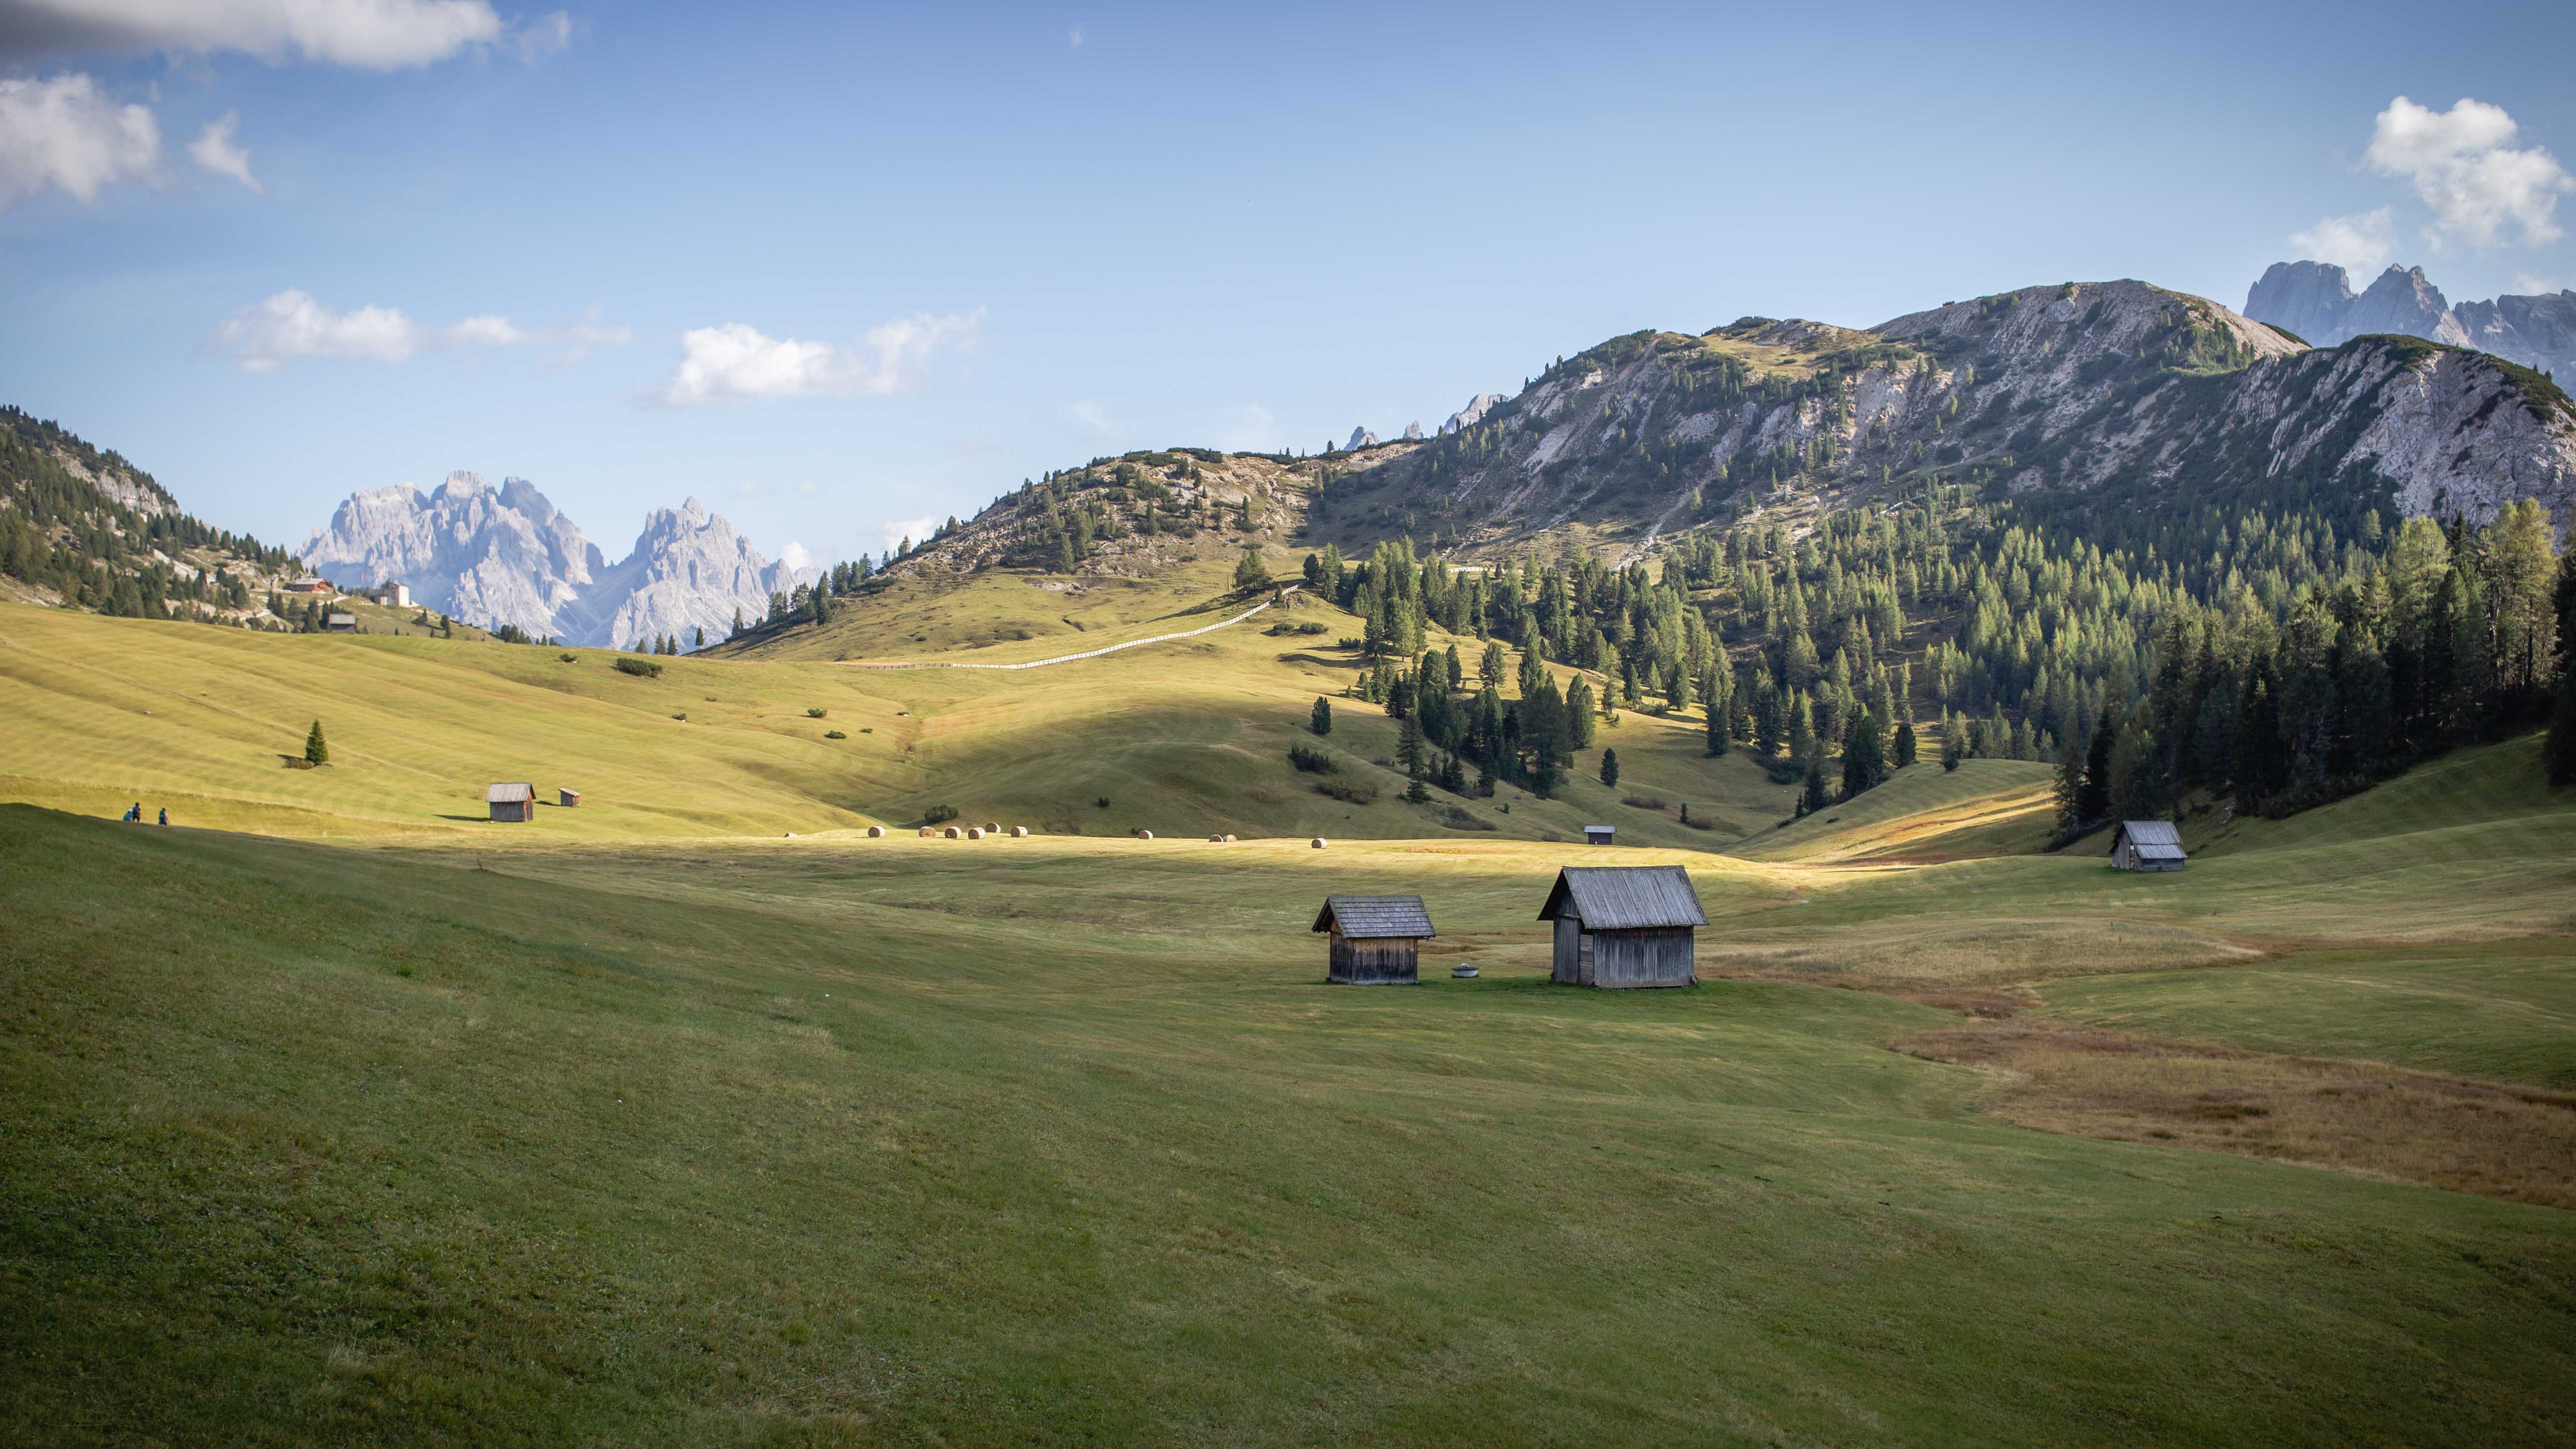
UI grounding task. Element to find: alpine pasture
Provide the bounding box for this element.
[3,591,2575,1446]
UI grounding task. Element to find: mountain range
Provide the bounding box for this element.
[297,474,811,648]
[1281,278,2576,564]
[2244,261,2576,380]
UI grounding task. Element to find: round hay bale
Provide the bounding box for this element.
[866,825,886,838]
[966,827,986,840]
[1310,837,1328,849]
[980,821,1000,833]
[1137,830,1154,840]
[1208,833,1225,843]
[943,825,962,839]
[919,826,936,837]
[1223,833,1237,843]
[1009,825,1029,837]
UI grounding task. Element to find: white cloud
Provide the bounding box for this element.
[2289,207,2395,278]
[794,480,818,494]
[776,541,813,572]
[204,289,633,371]
[185,110,258,192]
[647,312,981,408]
[205,289,420,369]
[1068,23,1084,46]
[881,515,937,555]
[857,311,981,395]
[1214,403,1276,453]
[0,0,513,69]
[2514,274,2565,297]
[0,72,156,207]
[1065,400,1116,442]
[2364,96,2572,249]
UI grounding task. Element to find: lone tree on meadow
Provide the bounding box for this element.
[1599,747,1619,788]
[1234,547,1270,591]
[303,719,329,766]
[1893,720,1918,768]
[1310,697,1332,736]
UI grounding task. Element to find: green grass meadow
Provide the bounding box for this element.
[5,600,2576,1444]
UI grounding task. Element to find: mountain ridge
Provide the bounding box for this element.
[298,474,811,648]
[2245,260,2576,380]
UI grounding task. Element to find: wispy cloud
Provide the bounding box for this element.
[1065,400,1116,443]
[645,311,982,408]
[881,515,938,555]
[0,73,157,208]
[1068,23,1085,47]
[2288,208,2395,278]
[203,289,633,371]
[186,110,259,192]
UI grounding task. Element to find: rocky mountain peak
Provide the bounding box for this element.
[1442,393,1507,433]
[298,476,805,647]
[2243,259,2573,378]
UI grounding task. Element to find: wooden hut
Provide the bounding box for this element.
[1583,825,1616,846]
[486,782,535,823]
[558,788,582,808]
[2110,820,2186,871]
[1311,895,1435,985]
[1537,866,1706,988]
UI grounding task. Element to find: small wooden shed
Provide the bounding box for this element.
[558,788,582,808]
[486,782,535,823]
[1538,866,1706,988]
[2111,819,2186,871]
[1311,895,1435,985]
[1583,825,1616,846]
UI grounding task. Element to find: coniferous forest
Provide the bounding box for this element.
[1313,485,2576,828]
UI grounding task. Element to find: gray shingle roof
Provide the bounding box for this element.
[2117,820,2185,858]
[1538,865,1708,929]
[487,782,535,803]
[1312,895,1435,939]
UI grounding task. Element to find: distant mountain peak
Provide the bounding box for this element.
[2246,259,2571,374]
[297,477,810,647]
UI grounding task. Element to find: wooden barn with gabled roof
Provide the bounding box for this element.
[1538,865,1706,988]
[486,782,535,823]
[2110,819,2186,871]
[1311,895,1435,985]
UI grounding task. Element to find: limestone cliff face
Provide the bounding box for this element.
[2245,260,2575,379]
[1316,278,2576,553]
[298,475,807,646]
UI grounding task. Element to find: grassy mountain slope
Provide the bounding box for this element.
[0,595,1797,845]
[6,729,2574,1442]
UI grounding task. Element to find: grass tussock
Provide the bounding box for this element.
[1902,1020,2576,1209]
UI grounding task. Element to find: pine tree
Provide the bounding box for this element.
[1706,694,1730,756]
[1234,547,1271,591]
[2077,710,2116,824]
[1565,676,1596,749]
[1892,720,1916,767]
[1599,747,1619,788]
[1940,722,1963,772]
[2552,551,2576,786]
[303,719,329,766]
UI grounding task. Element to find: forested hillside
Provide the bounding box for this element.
[0,407,297,621]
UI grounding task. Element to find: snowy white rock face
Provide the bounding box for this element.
[1346,426,1380,450]
[298,474,808,647]
[1442,394,1506,433]
[1402,421,1424,441]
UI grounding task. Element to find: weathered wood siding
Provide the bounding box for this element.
[489,800,532,823]
[1586,927,1695,988]
[1328,930,1418,985]
[1552,914,1586,985]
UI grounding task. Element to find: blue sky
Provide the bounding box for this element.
[3,0,2573,570]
